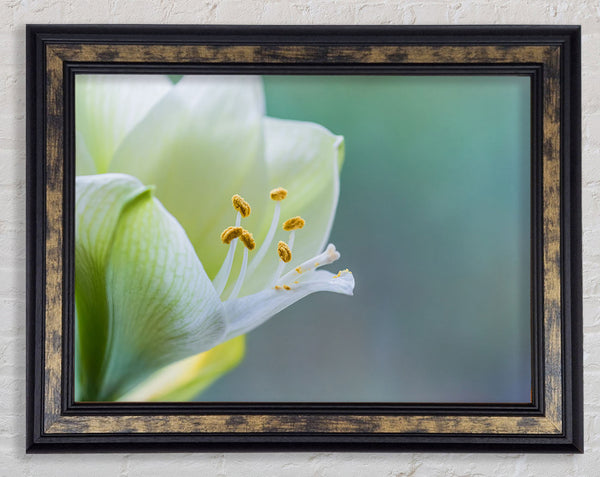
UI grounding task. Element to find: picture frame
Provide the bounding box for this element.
[26,25,582,453]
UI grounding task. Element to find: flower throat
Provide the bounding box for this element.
[212,187,343,301]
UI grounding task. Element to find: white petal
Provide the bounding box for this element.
[109,75,270,279]
[222,269,354,342]
[75,75,172,174]
[241,117,344,295]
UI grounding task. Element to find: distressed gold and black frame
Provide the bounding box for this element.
[26,25,582,453]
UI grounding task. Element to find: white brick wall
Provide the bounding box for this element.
[1,0,597,475]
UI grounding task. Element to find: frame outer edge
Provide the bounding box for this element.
[566,26,583,453]
[25,25,583,453]
[26,25,45,453]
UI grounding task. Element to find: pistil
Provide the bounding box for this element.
[278,243,341,285]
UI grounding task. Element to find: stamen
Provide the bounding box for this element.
[277,241,292,263]
[247,199,281,275]
[270,187,288,201]
[213,213,242,297]
[278,244,340,285]
[226,228,255,300]
[282,216,305,231]
[272,231,295,285]
[232,194,251,217]
[220,226,243,244]
[240,229,256,250]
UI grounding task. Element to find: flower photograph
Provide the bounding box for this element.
[75,74,532,403]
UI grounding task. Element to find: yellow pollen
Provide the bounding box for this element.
[295,266,302,273]
[274,285,282,290]
[239,229,256,250]
[293,281,299,284]
[270,187,288,201]
[315,262,319,267]
[220,226,243,244]
[232,194,251,217]
[277,241,292,263]
[333,268,351,279]
[283,216,305,231]
[283,285,291,290]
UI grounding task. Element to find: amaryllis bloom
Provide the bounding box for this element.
[75,75,355,401]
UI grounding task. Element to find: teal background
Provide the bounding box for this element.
[200,75,531,403]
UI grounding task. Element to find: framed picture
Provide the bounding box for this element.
[26,25,582,452]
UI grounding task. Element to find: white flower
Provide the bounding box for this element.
[75,75,354,401]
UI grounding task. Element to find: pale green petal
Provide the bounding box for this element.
[116,336,245,402]
[76,173,226,401]
[75,130,97,176]
[109,75,271,280]
[75,173,149,400]
[241,117,345,296]
[224,269,354,341]
[75,75,172,174]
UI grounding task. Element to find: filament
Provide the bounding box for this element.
[248,201,280,275]
[228,247,248,300]
[213,212,241,297]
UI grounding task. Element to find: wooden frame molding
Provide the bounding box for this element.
[27,25,582,453]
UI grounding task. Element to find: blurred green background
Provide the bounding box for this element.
[200,75,531,403]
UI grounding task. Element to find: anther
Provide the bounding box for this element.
[240,229,256,250]
[220,226,243,244]
[232,194,251,217]
[283,216,305,231]
[278,241,292,263]
[270,187,288,201]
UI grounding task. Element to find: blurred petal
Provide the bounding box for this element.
[75,75,172,174]
[242,117,345,295]
[117,336,245,402]
[109,75,271,279]
[76,173,226,401]
[75,130,98,176]
[224,269,354,341]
